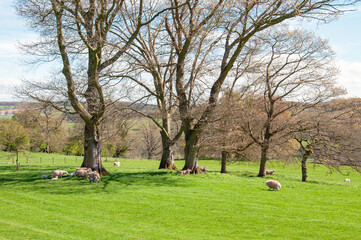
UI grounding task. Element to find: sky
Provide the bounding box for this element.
[0,1,360,101]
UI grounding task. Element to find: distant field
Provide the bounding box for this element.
[0,106,16,111]
[0,151,360,239]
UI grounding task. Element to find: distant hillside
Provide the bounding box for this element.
[0,102,19,114]
[0,101,157,117]
[0,102,19,107]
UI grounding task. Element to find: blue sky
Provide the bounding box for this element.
[0,0,360,101]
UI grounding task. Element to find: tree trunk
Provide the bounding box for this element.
[158,119,177,170]
[46,134,50,153]
[46,120,50,153]
[81,124,108,175]
[221,151,228,173]
[257,144,269,177]
[16,150,20,171]
[159,144,176,170]
[182,129,200,173]
[301,151,310,182]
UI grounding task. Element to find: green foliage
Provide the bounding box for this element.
[39,142,47,152]
[13,109,69,153]
[101,141,116,157]
[0,118,29,152]
[64,139,84,156]
[114,141,129,157]
[0,153,360,239]
[28,130,45,152]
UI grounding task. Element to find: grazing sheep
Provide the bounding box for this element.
[77,167,90,170]
[51,170,69,178]
[266,180,282,191]
[114,162,120,167]
[69,172,76,177]
[266,170,275,175]
[344,178,351,182]
[88,171,101,183]
[178,169,192,175]
[75,168,92,178]
[41,174,50,179]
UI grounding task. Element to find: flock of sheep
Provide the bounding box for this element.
[41,164,352,189]
[41,168,101,183]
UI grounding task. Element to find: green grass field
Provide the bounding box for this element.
[0,151,360,240]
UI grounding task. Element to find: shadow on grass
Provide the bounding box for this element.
[100,171,186,191]
[232,171,258,178]
[0,165,191,195]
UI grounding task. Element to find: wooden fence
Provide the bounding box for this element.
[0,156,112,165]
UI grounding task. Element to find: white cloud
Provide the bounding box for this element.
[0,83,16,101]
[0,93,16,101]
[336,59,361,98]
[0,41,20,58]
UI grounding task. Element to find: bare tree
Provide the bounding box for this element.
[100,105,134,158]
[200,92,257,173]
[164,0,226,173]
[115,2,184,169]
[15,0,182,174]
[141,122,162,159]
[293,99,361,182]
[166,0,358,173]
[234,26,345,177]
[13,103,68,153]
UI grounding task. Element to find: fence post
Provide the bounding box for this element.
[52,157,54,164]
[64,157,66,163]
[76,157,77,163]
[40,157,42,163]
[26,157,29,164]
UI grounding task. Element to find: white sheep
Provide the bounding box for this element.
[88,171,101,183]
[114,162,120,167]
[51,177,58,180]
[75,168,92,178]
[69,172,76,177]
[51,170,69,178]
[266,170,275,175]
[344,178,351,182]
[266,180,282,191]
[41,174,50,179]
[178,169,192,175]
[77,167,90,170]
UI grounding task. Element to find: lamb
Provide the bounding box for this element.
[69,172,76,177]
[266,180,282,191]
[51,170,69,178]
[200,166,208,172]
[114,162,120,167]
[88,171,101,183]
[344,178,351,182]
[41,174,50,179]
[178,169,192,175]
[266,170,275,175]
